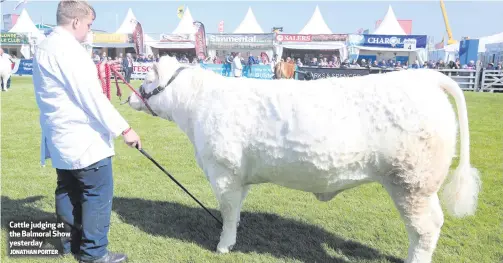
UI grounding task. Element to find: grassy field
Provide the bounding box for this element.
[1,76,502,263]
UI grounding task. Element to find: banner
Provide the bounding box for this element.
[11,59,33,75]
[200,64,274,79]
[193,21,207,60]
[276,34,348,42]
[206,33,274,50]
[93,33,130,43]
[132,20,144,55]
[130,61,153,80]
[296,67,369,80]
[1,32,28,44]
[348,34,427,49]
[159,34,191,42]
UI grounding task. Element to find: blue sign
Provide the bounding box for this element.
[13,59,33,75]
[348,34,427,49]
[200,63,274,79]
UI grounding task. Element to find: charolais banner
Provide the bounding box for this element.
[206,33,274,50]
[193,21,208,60]
[348,34,427,49]
[296,67,370,80]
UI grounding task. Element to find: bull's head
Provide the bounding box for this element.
[128,55,187,121]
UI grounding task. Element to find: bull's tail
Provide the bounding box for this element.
[438,72,481,218]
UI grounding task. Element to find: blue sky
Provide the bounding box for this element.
[1,1,502,43]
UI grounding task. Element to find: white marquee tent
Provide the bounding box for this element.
[351,5,427,64]
[148,6,196,50]
[372,5,406,35]
[113,8,155,55]
[115,8,137,34]
[8,9,44,58]
[298,5,332,35]
[275,5,348,61]
[233,7,264,34]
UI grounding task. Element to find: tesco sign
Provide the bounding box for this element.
[131,62,153,80]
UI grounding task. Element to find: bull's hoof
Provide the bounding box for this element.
[216,244,234,254]
[313,192,339,202]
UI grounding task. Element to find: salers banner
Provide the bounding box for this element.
[206,33,274,50]
[349,34,427,49]
[276,34,348,42]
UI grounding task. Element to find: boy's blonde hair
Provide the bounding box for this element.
[56,0,96,25]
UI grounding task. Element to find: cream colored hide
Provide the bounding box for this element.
[128,56,481,263]
[0,57,12,91]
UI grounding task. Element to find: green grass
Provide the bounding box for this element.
[1,76,502,263]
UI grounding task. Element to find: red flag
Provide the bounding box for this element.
[132,19,144,55]
[193,21,207,60]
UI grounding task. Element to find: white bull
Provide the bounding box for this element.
[128,56,481,263]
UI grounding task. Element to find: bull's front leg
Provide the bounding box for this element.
[207,165,245,254]
[215,184,245,253]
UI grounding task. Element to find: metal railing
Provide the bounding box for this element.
[437,69,479,92]
[480,70,503,92]
[369,68,480,91]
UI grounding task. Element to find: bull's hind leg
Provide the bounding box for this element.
[237,185,250,227]
[383,182,444,263]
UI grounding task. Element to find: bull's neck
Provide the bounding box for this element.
[169,77,201,143]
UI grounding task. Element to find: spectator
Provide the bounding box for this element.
[496,62,502,70]
[411,60,420,69]
[232,52,243,77]
[296,58,303,67]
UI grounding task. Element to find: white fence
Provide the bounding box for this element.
[370,68,503,92]
[480,70,503,92]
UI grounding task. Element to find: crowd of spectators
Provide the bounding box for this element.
[91,50,502,72]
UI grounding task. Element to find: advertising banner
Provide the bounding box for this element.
[206,33,274,50]
[275,34,348,42]
[200,64,274,79]
[193,21,208,60]
[1,32,28,45]
[93,33,130,43]
[132,20,144,55]
[348,34,427,49]
[159,34,191,42]
[296,67,369,80]
[11,59,33,75]
[130,62,153,80]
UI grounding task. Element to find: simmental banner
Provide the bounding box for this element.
[206,33,274,50]
[348,34,427,49]
[132,19,144,55]
[276,34,348,42]
[193,21,207,60]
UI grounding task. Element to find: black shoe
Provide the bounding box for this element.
[79,252,128,263]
